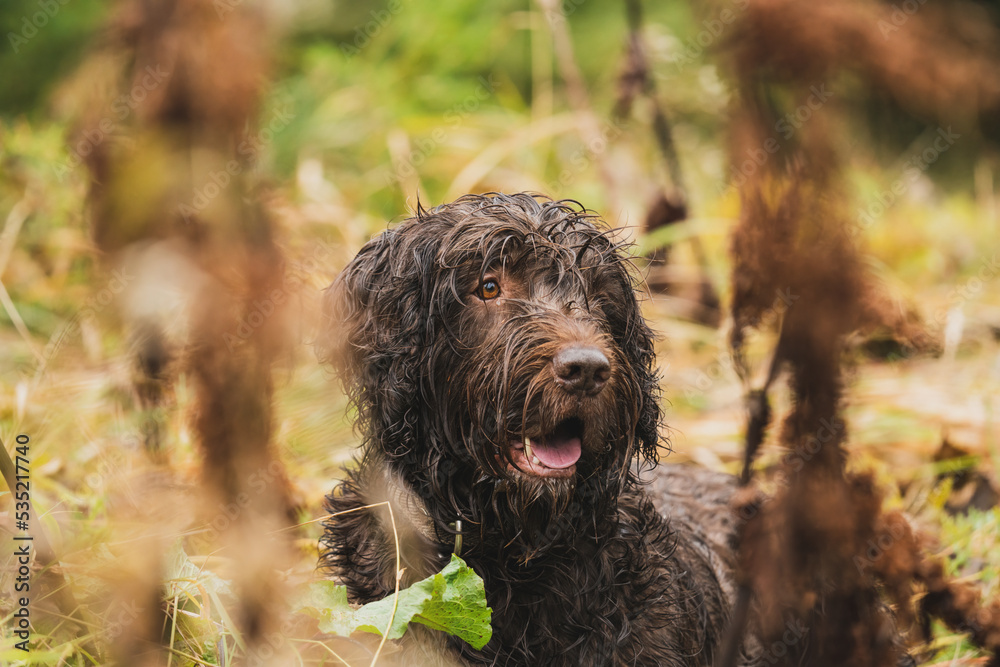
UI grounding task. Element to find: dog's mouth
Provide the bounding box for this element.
[508,417,584,479]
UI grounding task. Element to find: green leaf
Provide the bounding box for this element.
[297,554,493,650]
[297,580,358,638]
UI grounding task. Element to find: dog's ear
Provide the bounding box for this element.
[317,232,399,394]
[317,226,439,443]
[610,268,665,465]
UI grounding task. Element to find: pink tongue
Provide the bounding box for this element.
[530,435,582,469]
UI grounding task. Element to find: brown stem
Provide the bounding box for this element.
[621,0,687,205]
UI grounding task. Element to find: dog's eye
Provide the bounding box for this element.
[477,279,501,300]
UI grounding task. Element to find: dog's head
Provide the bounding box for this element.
[320,193,662,543]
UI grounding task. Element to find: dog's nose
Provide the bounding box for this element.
[553,346,611,395]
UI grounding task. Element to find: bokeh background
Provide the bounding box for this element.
[1,0,999,664]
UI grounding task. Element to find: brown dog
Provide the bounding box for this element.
[319,193,758,666]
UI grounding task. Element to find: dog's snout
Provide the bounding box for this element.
[553,345,611,395]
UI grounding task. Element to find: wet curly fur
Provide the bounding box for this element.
[318,193,754,666]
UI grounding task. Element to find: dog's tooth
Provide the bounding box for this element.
[523,437,532,457]
[532,456,540,465]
